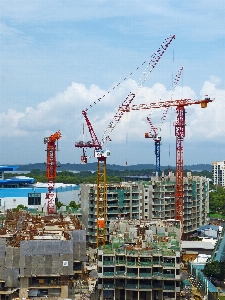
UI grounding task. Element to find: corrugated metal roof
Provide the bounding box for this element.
[182,241,215,250]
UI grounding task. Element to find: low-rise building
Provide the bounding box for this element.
[0,165,80,212]
[0,210,86,299]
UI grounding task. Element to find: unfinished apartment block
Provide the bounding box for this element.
[97,219,181,300]
[0,210,86,299]
[80,183,140,245]
[80,172,209,245]
[140,172,209,234]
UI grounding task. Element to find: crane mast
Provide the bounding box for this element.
[123,97,213,232]
[145,117,162,175]
[75,111,109,247]
[174,106,185,225]
[44,130,62,214]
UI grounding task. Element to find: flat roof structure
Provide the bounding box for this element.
[0,165,19,172]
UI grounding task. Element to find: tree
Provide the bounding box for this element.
[69,201,80,209]
[13,204,28,212]
[203,260,225,283]
[55,201,64,210]
[209,185,225,216]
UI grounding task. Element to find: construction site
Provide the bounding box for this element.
[0,210,92,300]
[0,35,218,300]
[97,218,182,300]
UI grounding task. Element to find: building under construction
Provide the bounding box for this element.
[97,218,182,300]
[80,171,209,246]
[0,210,86,299]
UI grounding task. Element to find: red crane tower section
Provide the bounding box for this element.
[123,97,213,230]
[44,130,62,214]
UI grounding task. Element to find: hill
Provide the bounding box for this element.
[16,163,212,172]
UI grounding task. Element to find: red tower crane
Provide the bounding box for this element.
[75,35,175,247]
[123,97,213,231]
[44,130,62,214]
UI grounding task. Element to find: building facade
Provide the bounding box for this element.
[97,219,182,300]
[0,210,86,300]
[80,172,209,245]
[212,160,225,186]
[140,172,209,234]
[0,166,80,212]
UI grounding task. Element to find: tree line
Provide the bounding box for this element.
[5,168,212,185]
[7,168,225,215]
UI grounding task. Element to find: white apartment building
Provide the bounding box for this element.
[212,161,225,186]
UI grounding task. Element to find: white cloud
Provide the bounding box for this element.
[0,109,27,137]
[0,77,224,165]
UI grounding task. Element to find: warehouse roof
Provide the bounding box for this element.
[182,240,216,250]
[0,165,19,172]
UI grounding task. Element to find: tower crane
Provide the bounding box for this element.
[122,96,213,231]
[44,130,62,214]
[75,34,175,247]
[145,67,184,176]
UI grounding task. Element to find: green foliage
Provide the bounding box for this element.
[203,260,225,282]
[189,170,212,179]
[30,168,42,175]
[209,185,225,216]
[13,204,28,212]
[69,201,80,209]
[55,201,64,209]
[5,168,212,188]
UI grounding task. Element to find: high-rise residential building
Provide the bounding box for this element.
[97,218,182,300]
[212,161,225,186]
[80,172,209,245]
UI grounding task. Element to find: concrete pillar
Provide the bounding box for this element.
[60,285,68,298]
[19,277,29,298]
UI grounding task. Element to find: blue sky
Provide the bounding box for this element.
[0,1,225,167]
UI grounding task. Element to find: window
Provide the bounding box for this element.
[28,193,41,205]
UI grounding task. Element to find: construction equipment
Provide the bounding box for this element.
[75,35,175,247]
[123,96,213,231]
[44,130,62,214]
[145,67,184,176]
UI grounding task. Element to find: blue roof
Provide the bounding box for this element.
[0,165,19,172]
[0,184,79,197]
[198,224,219,231]
[0,177,35,184]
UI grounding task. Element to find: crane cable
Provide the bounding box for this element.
[102,35,176,146]
[84,35,175,113]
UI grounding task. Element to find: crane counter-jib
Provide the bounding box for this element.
[127,97,214,111]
